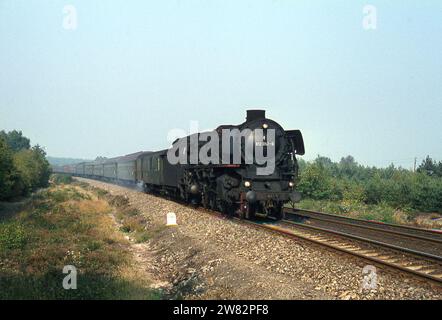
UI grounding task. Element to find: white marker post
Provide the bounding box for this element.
[166,212,177,226]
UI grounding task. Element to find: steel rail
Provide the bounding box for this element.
[285,208,442,243]
[199,208,442,285]
[285,210,442,244]
[253,222,442,285]
[281,219,442,261]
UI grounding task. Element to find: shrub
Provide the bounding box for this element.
[13,145,51,194]
[0,131,51,200]
[52,174,73,185]
[297,163,332,200]
[0,137,23,200]
[297,155,442,214]
[0,130,30,152]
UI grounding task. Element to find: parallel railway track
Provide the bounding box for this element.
[199,207,442,285]
[272,208,442,284]
[265,221,442,284]
[283,208,442,260]
[281,218,442,261]
[285,208,442,243]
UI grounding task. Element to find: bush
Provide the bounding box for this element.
[0,130,51,200]
[342,180,366,204]
[52,174,73,185]
[0,138,23,200]
[297,155,442,213]
[0,131,51,200]
[0,130,30,152]
[409,173,442,212]
[13,145,51,194]
[297,163,333,200]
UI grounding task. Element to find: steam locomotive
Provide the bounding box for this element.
[54,110,304,219]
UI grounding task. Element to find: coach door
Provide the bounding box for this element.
[157,156,163,184]
[136,158,142,180]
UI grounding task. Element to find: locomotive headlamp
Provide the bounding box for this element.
[262,123,268,129]
[289,181,294,187]
[244,181,251,188]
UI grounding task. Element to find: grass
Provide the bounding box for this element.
[111,202,151,243]
[0,221,27,250]
[51,174,73,185]
[293,198,414,224]
[0,178,161,300]
[86,189,154,244]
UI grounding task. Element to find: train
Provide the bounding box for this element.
[53,110,305,219]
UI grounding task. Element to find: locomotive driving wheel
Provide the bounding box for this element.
[201,190,209,209]
[272,203,284,220]
[208,193,216,210]
[263,202,284,220]
[218,200,234,217]
[201,184,217,210]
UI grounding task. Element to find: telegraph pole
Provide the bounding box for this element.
[413,157,417,172]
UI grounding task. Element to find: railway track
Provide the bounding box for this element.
[283,209,442,260]
[281,218,442,261]
[198,207,442,285]
[273,208,442,284]
[256,220,442,285]
[285,208,442,243]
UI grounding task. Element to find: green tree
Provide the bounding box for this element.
[297,158,307,173]
[338,155,359,179]
[298,155,442,213]
[0,130,30,152]
[13,145,51,194]
[0,131,51,200]
[438,161,442,177]
[409,173,442,212]
[417,155,439,177]
[32,145,51,188]
[0,138,15,199]
[297,163,332,200]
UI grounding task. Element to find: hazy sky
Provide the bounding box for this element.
[0,1,441,168]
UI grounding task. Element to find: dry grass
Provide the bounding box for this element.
[88,190,152,244]
[0,179,161,300]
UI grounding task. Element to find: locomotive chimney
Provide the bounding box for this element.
[246,109,266,122]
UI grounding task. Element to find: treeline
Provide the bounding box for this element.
[0,130,51,201]
[297,155,442,213]
[47,156,91,166]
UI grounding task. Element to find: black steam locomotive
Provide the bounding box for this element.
[54,110,304,219]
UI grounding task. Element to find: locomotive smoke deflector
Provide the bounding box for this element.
[286,130,305,155]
